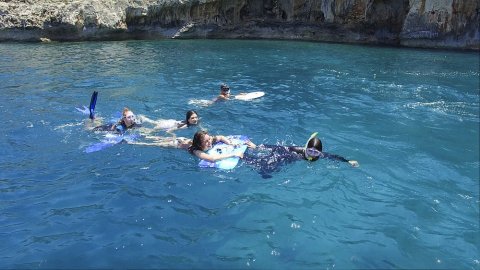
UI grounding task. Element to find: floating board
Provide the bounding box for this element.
[85,133,137,153]
[235,91,265,101]
[198,135,249,170]
[188,92,265,105]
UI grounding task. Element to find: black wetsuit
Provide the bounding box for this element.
[243,145,349,179]
[92,122,142,134]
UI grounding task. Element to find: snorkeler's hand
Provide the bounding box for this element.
[235,152,244,158]
[245,140,256,149]
[256,144,266,149]
[349,160,359,167]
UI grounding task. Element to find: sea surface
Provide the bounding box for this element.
[0,40,478,269]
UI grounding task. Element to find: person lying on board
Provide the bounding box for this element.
[189,130,256,162]
[213,83,254,102]
[91,107,142,134]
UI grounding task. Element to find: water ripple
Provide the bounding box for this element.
[0,40,478,269]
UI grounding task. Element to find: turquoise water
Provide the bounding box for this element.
[0,40,479,269]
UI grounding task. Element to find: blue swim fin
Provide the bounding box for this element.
[85,141,115,153]
[89,91,98,119]
[85,134,138,153]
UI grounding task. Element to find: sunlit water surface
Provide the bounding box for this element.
[0,40,479,269]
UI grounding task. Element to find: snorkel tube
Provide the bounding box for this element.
[304,132,319,161]
[89,91,98,120]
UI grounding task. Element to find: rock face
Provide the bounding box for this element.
[0,0,478,49]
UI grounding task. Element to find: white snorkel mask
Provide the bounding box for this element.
[304,132,322,161]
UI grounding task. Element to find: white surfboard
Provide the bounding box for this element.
[188,91,265,106]
[234,91,265,101]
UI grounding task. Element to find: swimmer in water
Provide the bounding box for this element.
[167,110,199,133]
[243,132,359,178]
[79,92,148,134]
[92,107,142,134]
[214,83,233,101]
[189,130,256,162]
[140,110,200,134]
[213,83,252,102]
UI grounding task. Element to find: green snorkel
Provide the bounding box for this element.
[304,132,318,161]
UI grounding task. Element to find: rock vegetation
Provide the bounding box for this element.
[0,0,478,49]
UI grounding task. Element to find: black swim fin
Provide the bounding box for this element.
[89,91,98,119]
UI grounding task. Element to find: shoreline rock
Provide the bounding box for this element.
[0,0,478,50]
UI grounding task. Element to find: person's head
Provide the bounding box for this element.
[220,83,230,97]
[304,133,323,161]
[189,130,213,152]
[185,110,199,126]
[121,107,136,128]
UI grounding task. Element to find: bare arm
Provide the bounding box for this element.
[348,160,359,167]
[166,122,187,135]
[215,95,230,101]
[193,149,243,162]
[137,115,156,124]
[244,140,256,149]
[130,141,169,147]
[132,136,191,149]
[215,135,256,149]
[165,127,177,136]
[323,152,360,167]
[214,135,232,145]
[131,135,177,147]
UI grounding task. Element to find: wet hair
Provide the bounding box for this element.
[220,83,230,91]
[306,137,323,161]
[185,110,198,126]
[118,107,133,125]
[122,107,132,117]
[189,130,208,153]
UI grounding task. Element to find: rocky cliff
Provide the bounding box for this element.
[0,0,478,49]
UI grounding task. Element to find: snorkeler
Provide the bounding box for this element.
[81,92,198,136]
[78,91,144,134]
[214,83,233,101]
[92,107,142,134]
[213,83,263,102]
[189,130,256,162]
[243,132,359,178]
[186,83,263,106]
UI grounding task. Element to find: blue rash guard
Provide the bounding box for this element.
[243,145,349,179]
